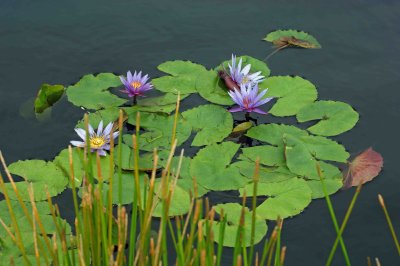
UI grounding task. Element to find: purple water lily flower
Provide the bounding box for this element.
[228,54,265,87]
[228,83,273,114]
[120,70,153,97]
[70,121,119,156]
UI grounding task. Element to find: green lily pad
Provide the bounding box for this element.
[297,100,359,136]
[137,92,189,113]
[54,148,113,186]
[114,143,158,171]
[233,161,295,183]
[240,178,312,220]
[109,172,148,205]
[66,73,126,110]
[153,61,207,95]
[238,145,285,166]
[230,121,254,137]
[2,160,68,201]
[76,107,121,128]
[196,70,234,105]
[305,162,343,199]
[182,104,233,146]
[246,123,308,146]
[152,180,191,217]
[34,84,64,113]
[263,76,318,117]
[125,111,192,151]
[190,142,247,191]
[264,29,321,49]
[206,203,268,247]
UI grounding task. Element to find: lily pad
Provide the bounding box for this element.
[153,61,207,95]
[264,29,321,49]
[190,142,247,191]
[238,145,285,166]
[306,162,343,199]
[196,70,234,105]
[109,172,148,205]
[207,203,268,247]
[76,107,121,128]
[233,161,295,183]
[230,121,254,138]
[66,73,126,110]
[2,160,68,201]
[246,123,308,146]
[240,178,312,220]
[54,148,113,186]
[182,104,233,146]
[114,143,158,171]
[152,180,191,217]
[136,92,189,113]
[297,100,359,136]
[34,84,64,113]
[263,76,318,117]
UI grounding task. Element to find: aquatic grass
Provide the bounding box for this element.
[378,194,400,255]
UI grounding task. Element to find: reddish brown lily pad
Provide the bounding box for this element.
[343,148,383,188]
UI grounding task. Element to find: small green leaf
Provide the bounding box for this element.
[263,76,318,117]
[66,73,126,110]
[264,29,321,49]
[158,60,207,76]
[297,100,359,136]
[190,142,247,191]
[240,178,312,220]
[34,84,64,113]
[196,70,234,105]
[230,121,254,137]
[182,104,233,146]
[3,160,68,201]
[208,203,268,247]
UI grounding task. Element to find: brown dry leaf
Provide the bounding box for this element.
[273,36,319,49]
[343,147,383,188]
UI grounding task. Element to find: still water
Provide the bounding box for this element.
[1,0,400,265]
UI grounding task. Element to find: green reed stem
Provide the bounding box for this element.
[117,110,124,206]
[317,164,351,266]
[378,194,400,255]
[326,184,362,265]
[249,159,260,266]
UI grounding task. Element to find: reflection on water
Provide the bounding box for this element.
[1,0,400,265]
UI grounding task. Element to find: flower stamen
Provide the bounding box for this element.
[90,136,106,148]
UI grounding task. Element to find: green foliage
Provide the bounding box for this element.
[3,160,68,201]
[182,104,233,146]
[66,73,126,110]
[264,29,321,48]
[76,107,120,128]
[34,84,64,113]
[240,178,312,220]
[114,143,157,171]
[196,70,234,105]
[208,203,268,247]
[246,123,308,146]
[239,145,286,166]
[152,181,191,217]
[264,76,318,116]
[306,162,343,199]
[297,100,359,136]
[54,148,113,186]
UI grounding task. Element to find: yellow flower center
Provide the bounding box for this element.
[90,136,106,148]
[130,81,142,89]
[241,76,249,85]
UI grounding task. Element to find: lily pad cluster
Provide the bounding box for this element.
[5,30,368,248]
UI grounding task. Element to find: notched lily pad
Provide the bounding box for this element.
[196,70,234,105]
[3,160,69,201]
[34,83,64,113]
[66,73,126,110]
[264,29,321,49]
[263,76,318,117]
[297,100,359,136]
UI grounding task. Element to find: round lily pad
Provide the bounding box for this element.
[246,123,308,146]
[34,83,64,113]
[264,29,321,49]
[66,73,126,110]
[296,100,359,136]
[238,145,285,167]
[196,70,234,105]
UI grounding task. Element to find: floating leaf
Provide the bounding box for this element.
[297,100,359,136]
[233,161,295,183]
[66,73,126,110]
[306,162,343,198]
[343,148,383,188]
[263,76,318,117]
[153,61,207,95]
[114,143,157,171]
[230,121,254,137]
[136,92,189,114]
[246,123,308,146]
[240,178,312,220]
[3,160,68,201]
[108,172,148,205]
[264,29,321,49]
[152,180,191,217]
[76,107,121,128]
[190,142,247,191]
[196,70,234,105]
[239,145,285,166]
[54,148,112,186]
[182,104,233,146]
[125,111,192,151]
[207,203,268,247]
[34,84,64,113]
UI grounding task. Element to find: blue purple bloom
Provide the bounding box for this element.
[228,83,273,114]
[70,121,119,156]
[120,70,153,97]
[228,54,265,87]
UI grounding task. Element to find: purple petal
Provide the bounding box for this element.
[88,124,95,136]
[252,89,268,104]
[97,120,104,135]
[254,97,274,107]
[97,149,107,156]
[127,71,133,82]
[103,122,113,136]
[229,106,244,113]
[75,128,86,141]
[70,140,85,147]
[252,108,268,115]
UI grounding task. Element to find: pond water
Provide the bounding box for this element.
[1,0,400,265]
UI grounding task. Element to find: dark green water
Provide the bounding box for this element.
[1,0,400,265]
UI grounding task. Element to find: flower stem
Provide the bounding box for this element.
[133,95,137,105]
